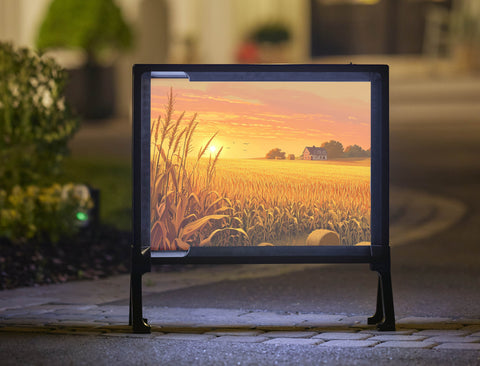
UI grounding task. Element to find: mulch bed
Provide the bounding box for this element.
[0,225,131,290]
[0,226,200,290]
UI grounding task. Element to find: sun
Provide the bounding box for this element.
[209,145,217,153]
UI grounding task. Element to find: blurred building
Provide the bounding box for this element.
[1,0,478,118]
[311,0,454,56]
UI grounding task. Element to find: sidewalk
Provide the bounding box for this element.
[1,302,480,349]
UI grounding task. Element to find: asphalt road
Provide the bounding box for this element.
[2,334,479,366]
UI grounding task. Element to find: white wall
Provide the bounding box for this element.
[0,0,50,46]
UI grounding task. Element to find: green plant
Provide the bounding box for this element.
[0,42,78,190]
[36,0,133,65]
[251,22,291,44]
[0,183,93,243]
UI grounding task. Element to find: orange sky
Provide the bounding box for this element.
[151,79,370,159]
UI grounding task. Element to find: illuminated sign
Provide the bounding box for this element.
[131,65,394,333]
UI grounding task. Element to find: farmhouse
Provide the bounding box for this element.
[303,146,328,160]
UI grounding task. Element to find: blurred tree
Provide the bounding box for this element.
[321,140,344,159]
[36,0,133,66]
[36,0,133,119]
[288,154,295,160]
[266,148,286,159]
[344,144,369,158]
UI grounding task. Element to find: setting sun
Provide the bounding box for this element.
[151,80,370,159]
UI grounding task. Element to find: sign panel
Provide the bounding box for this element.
[150,79,371,252]
[131,65,394,333]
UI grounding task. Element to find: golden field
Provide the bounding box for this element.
[199,158,371,246]
[149,90,370,250]
[151,154,371,250]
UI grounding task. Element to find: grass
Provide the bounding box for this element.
[59,156,132,231]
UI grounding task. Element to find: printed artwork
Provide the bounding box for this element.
[150,80,371,251]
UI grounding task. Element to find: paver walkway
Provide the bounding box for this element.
[1,305,480,351]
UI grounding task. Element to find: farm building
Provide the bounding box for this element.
[303,146,328,160]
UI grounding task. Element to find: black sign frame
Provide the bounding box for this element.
[130,64,394,333]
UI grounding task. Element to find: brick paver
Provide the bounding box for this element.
[375,341,437,349]
[262,331,317,338]
[359,329,416,335]
[1,303,480,351]
[205,330,264,337]
[320,340,379,348]
[425,336,480,343]
[264,338,323,346]
[435,343,480,350]
[314,332,372,340]
[396,317,461,330]
[213,335,268,343]
[156,333,216,341]
[414,329,471,336]
[368,335,428,342]
[102,332,158,337]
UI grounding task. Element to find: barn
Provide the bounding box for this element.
[303,146,328,160]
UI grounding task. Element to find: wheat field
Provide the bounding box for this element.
[194,158,371,247]
[149,89,370,250]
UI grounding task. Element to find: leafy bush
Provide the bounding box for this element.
[0,183,92,243]
[251,22,291,44]
[36,0,133,64]
[0,42,78,189]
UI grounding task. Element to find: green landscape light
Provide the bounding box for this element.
[76,212,89,222]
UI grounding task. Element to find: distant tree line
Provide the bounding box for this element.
[322,140,370,158]
[265,140,370,160]
[265,148,286,159]
[344,144,370,158]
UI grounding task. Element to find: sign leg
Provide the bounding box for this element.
[369,248,396,331]
[377,269,395,331]
[130,270,151,333]
[368,278,384,325]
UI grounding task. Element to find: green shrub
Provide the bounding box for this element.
[36,0,133,64]
[0,183,92,243]
[251,22,291,44]
[0,42,78,190]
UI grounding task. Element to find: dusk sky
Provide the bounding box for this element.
[151,79,370,159]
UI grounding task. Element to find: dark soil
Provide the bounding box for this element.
[0,225,131,290]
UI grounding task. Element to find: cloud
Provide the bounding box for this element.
[151,80,371,155]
